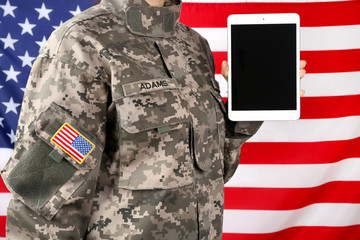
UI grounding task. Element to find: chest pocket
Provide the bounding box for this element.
[114,78,193,190]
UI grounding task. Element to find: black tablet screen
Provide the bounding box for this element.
[231,24,297,110]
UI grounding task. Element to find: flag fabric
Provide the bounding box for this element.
[0,0,95,238]
[0,0,359,239]
[179,0,360,239]
[51,123,95,164]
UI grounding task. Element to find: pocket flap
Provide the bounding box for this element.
[116,81,191,134]
[121,78,180,97]
[35,103,102,169]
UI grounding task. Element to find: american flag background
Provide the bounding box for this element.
[0,0,359,239]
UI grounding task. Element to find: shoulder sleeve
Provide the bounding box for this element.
[1,23,110,239]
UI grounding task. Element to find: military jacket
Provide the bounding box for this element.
[1,0,262,239]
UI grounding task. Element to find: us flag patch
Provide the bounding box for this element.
[51,123,95,164]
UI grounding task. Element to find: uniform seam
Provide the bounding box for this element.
[54,9,114,55]
[42,8,114,89]
[37,55,111,100]
[175,23,192,42]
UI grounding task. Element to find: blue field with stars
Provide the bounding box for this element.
[0,0,96,149]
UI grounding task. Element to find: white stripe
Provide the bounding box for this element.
[55,135,72,147]
[216,71,360,98]
[223,203,360,234]
[0,193,11,216]
[0,148,13,170]
[214,74,228,97]
[226,158,360,188]
[57,131,75,143]
[63,125,78,139]
[301,25,360,51]
[62,127,77,140]
[184,0,350,2]
[301,71,360,97]
[248,116,360,142]
[193,28,227,52]
[0,238,6,240]
[193,25,360,52]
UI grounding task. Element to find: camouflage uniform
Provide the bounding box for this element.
[1,0,262,239]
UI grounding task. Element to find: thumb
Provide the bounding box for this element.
[221,60,229,81]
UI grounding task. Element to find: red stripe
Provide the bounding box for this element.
[241,137,360,165]
[56,132,72,145]
[180,2,360,28]
[301,95,360,119]
[0,176,9,193]
[222,225,360,240]
[301,49,360,74]
[213,52,227,74]
[0,216,6,238]
[60,128,76,141]
[63,125,77,139]
[225,181,360,210]
[223,94,360,120]
[213,49,360,75]
[53,137,83,163]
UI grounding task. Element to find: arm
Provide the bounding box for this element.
[197,36,263,183]
[220,60,307,182]
[1,26,109,239]
[223,117,263,183]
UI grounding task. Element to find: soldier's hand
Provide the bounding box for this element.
[221,60,229,81]
[299,60,307,97]
[221,60,307,97]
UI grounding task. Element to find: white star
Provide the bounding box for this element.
[7,129,16,144]
[0,53,3,58]
[0,117,4,128]
[0,33,18,50]
[19,51,36,67]
[53,20,64,30]
[21,87,25,92]
[3,65,21,83]
[69,6,82,16]
[0,85,3,90]
[36,36,47,51]
[18,18,36,35]
[35,3,53,21]
[2,97,21,114]
[0,0,17,18]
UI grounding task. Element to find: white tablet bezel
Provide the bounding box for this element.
[228,13,300,121]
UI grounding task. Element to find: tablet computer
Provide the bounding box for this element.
[228,13,300,121]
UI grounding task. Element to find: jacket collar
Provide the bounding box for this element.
[101,0,181,38]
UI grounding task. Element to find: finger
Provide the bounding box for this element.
[300,89,305,97]
[300,60,307,69]
[300,68,306,79]
[221,60,229,81]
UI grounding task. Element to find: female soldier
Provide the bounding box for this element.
[1,0,306,239]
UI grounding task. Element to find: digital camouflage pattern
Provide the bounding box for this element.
[1,0,262,239]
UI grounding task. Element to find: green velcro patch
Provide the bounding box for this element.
[49,149,64,163]
[7,139,76,209]
[157,125,171,134]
